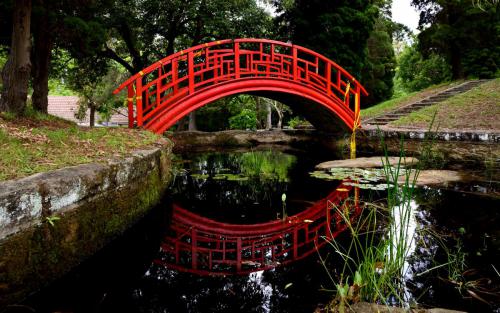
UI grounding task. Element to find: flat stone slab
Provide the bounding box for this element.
[402,170,468,186]
[316,156,419,170]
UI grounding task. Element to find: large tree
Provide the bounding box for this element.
[361,0,400,106]
[412,0,500,79]
[0,0,31,115]
[31,0,54,113]
[30,0,108,113]
[101,0,271,75]
[278,0,377,78]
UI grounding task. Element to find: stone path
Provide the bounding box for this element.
[364,80,490,127]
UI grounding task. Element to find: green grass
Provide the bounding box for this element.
[0,112,163,181]
[392,78,500,130]
[361,81,463,119]
[361,91,418,119]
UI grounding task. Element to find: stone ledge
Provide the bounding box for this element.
[362,126,500,142]
[0,142,173,307]
[0,146,172,241]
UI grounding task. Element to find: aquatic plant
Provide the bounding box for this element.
[319,133,428,310]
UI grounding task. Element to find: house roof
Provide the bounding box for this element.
[48,96,129,126]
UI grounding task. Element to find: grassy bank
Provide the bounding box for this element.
[361,81,464,119]
[391,78,500,131]
[0,111,164,181]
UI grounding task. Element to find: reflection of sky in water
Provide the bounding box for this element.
[248,270,274,313]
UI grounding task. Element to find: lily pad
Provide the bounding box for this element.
[190,173,209,179]
[211,173,250,181]
[310,167,388,183]
[343,181,389,191]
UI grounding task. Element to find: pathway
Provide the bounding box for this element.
[364,80,490,127]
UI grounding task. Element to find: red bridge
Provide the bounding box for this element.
[153,182,361,275]
[114,39,367,133]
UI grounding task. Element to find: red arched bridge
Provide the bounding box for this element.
[153,182,361,275]
[114,39,367,133]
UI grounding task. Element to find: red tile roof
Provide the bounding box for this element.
[48,96,128,126]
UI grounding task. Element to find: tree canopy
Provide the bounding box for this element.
[412,0,500,79]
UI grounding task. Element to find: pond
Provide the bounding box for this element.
[22,146,499,313]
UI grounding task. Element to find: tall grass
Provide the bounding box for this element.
[320,125,438,310]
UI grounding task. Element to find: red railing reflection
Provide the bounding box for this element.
[154,182,361,275]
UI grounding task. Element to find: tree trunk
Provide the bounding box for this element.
[266,101,272,129]
[0,0,32,115]
[450,43,463,80]
[177,116,188,131]
[188,111,197,131]
[31,1,52,114]
[89,104,96,127]
[272,100,283,129]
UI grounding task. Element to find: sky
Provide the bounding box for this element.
[391,0,420,33]
[259,0,421,34]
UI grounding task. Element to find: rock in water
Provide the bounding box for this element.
[316,156,419,170]
[401,170,467,186]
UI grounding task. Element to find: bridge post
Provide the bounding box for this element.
[236,237,242,271]
[326,63,332,96]
[135,76,143,126]
[172,59,178,93]
[292,47,298,80]
[234,42,240,79]
[355,85,360,125]
[192,227,198,269]
[127,85,134,128]
[188,51,194,94]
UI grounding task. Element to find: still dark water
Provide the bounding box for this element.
[22,147,499,313]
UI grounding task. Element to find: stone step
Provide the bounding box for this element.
[366,80,490,127]
[428,95,451,100]
[373,118,399,122]
[367,121,389,125]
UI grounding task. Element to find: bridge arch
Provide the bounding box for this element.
[114,39,367,133]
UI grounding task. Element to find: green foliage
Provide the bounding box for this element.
[102,0,272,74]
[397,44,452,92]
[287,116,307,129]
[229,108,257,130]
[362,18,396,106]
[65,65,127,122]
[412,0,500,79]
[196,95,261,131]
[280,0,378,78]
[48,79,74,96]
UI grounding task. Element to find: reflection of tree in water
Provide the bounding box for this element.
[170,151,299,223]
[238,150,297,183]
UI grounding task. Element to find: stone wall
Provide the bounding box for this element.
[0,143,173,307]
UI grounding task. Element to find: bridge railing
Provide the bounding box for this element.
[114,39,367,131]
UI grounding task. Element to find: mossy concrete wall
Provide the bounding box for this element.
[0,143,173,308]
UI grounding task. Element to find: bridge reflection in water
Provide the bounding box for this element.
[154,181,361,275]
